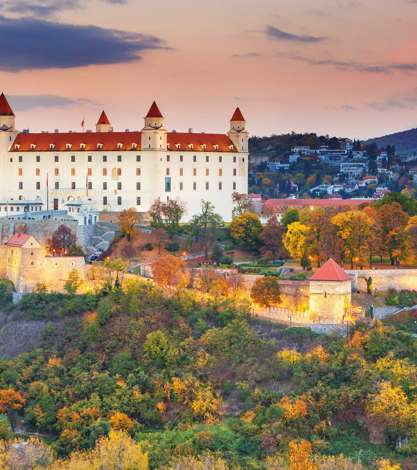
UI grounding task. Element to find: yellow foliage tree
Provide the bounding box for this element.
[305,345,328,364]
[283,222,310,260]
[288,440,317,470]
[277,349,302,366]
[109,412,134,432]
[0,389,26,414]
[280,396,308,421]
[375,459,402,470]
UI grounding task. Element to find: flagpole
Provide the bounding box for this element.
[46,172,49,211]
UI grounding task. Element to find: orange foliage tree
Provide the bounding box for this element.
[152,254,190,290]
[0,389,26,414]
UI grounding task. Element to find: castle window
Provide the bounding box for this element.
[117,155,122,162]
[193,155,197,162]
[71,155,76,162]
[233,182,236,190]
[193,182,197,190]
[136,197,141,206]
[55,182,59,190]
[18,168,22,176]
[117,143,123,150]
[193,168,197,176]
[229,145,234,150]
[179,182,183,191]
[214,145,219,151]
[205,182,209,190]
[103,182,107,190]
[219,182,222,190]
[166,155,170,162]
[103,155,107,162]
[117,168,122,176]
[206,155,209,162]
[131,143,137,150]
[136,155,141,162]
[103,196,108,205]
[87,168,92,176]
[219,168,223,177]
[136,168,141,176]
[36,182,40,190]
[36,168,40,176]
[233,168,237,176]
[97,143,103,149]
[54,155,59,162]
[117,196,122,206]
[117,182,122,190]
[180,155,183,162]
[176,144,180,149]
[71,168,76,176]
[242,158,245,162]
[201,144,206,150]
[188,144,193,150]
[136,182,141,190]
[14,144,20,150]
[36,155,40,162]
[88,155,92,162]
[30,144,36,150]
[71,182,76,189]
[179,168,183,176]
[166,168,170,176]
[18,182,23,190]
[50,143,56,150]
[165,177,171,193]
[18,156,22,162]
[219,156,222,162]
[88,182,92,190]
[103,168,107,176]
[80,143,86,150]
[66,144,72,150]
[205,168,209,176]
[233,156,237,163]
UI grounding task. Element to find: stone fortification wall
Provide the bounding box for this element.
[348,269,417,292]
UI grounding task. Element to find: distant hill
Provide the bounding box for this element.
[366,127,417,155]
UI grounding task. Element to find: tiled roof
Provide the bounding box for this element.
[264,198,372,214]
[0,93,14,116]
[231,107,245,121]
[97,111,110,125]
[146,101,163,118]
[11,131,237,153]
[310,258,350,282]
[6,233,32,247]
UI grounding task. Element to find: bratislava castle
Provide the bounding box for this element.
[0,93,248,221]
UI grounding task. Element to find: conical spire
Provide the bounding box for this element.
[310,258,350,282]
[0,93,14,116]
[97,110,110,125]
[231,107,245,121]
[146,101,163,118]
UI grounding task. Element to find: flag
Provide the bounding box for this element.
[81,118,85,129]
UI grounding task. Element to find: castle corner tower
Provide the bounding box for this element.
[96,111,112,132]
[141,101,167,150]
[228,107,248,152]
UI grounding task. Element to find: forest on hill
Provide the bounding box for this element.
[0,280,416,469]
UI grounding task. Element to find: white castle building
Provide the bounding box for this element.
[0,94,248,221]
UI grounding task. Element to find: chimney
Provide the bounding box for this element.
[188,128,193,133]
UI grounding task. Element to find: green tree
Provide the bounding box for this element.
[229,212,262,252]
[149,198,185,238]
[64,269,81,295]
[189,200,223,261]
[281,208,300,227]
[375,190,417,216]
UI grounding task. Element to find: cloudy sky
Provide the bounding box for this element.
[2,0,417,139]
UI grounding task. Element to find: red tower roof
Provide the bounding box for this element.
[146,101,163,118]
[6,233,32,247]
[310,258,350,282]
[231,107,245,121]
[97,110,110,125]
[0,93,14,116]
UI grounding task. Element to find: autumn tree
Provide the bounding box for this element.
[189,200,223,261]
[118,208,138,242]
[232,192,253,217]
[50,225,77,256]
[331,210,372,268]
[283,221,309,261]
[375,190,417,216]
[149,198,185,238]
[260,216,286,260]
[281,208,300,227]
[64,269,81,295]
[251,276,281,309]
[0,389,26,414]
[229,211,262,252]
[152,254,190,290]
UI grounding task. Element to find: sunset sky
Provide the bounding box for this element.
[2,0,417,139]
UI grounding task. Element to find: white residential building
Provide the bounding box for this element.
[0,94,248,222]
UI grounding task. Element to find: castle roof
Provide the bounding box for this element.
[97,111,110,125]
[6,233,32,247]
[11,131,237,153]
[263,198,372,214]
[310,258,350,282]
[0,93,14,116]
[146,101,163,118]
[231,107,245,121]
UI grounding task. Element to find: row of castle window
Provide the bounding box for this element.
[17,167,237,177]
[17,181,237,191]
[14,154,243,163]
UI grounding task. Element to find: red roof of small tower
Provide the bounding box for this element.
[310,258,350,282]
[0,93,14,116]
[146,101,163,118]
[97,110,110,125]
[231,107,245,121]
[6,233,32,247]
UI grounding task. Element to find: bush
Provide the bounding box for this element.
[385,289,417,307]
[0,414,12,440]
[165,242,180,252]
[0,279,14,306]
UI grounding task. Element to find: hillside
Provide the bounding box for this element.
[0,283,415,469]
[366,128,417,155]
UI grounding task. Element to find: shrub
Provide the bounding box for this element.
[0,279,14,306]
[165,242,180,252]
